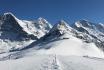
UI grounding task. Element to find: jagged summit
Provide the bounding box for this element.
[3,12,19,22]
[1,12,34,38]
[4,12,15,17]
[1,12,24,32]
[75,19,94,28]
[41,20,74,41]
[38,17,49,24]
[37,17,52,33]
[49,20,72,35]
[73,20,104,51]
[74,19,104,33]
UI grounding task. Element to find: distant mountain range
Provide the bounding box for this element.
[0,12,104,57]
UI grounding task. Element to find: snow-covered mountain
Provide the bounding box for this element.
[0,12,104,70]
[29,20,103,58]
[0,12,52,53]
[41,20,73,40]
[0,13,103,56]
[74,20,104,50]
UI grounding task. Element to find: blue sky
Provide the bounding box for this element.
[0,0,104,24]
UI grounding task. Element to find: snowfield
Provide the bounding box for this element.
[0,54,104,70]
[37,35,104,58]
[0,34,104,70]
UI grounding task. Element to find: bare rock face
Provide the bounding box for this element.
[0,12,53,53]
[0,12,38,40]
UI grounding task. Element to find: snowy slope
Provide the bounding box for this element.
[58,55,104,70]
[22,17,52,38]
[0,54,104,70]
[32,20,104,58]
[0,12,52,53]
[0,19,103,59]
[37,35,104,58]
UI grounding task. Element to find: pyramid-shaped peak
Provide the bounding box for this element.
[4,12,15,17]
[38,17,49,24]
[56,20,70,28]
[59,20,67,24]
[55,20,72,30]
[49,20,72,35]
[3,12,18,21]
[4,12,13,15]
[37,17,52,29]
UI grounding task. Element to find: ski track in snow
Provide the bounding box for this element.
[40,55,61,70]
[0,54,104,70]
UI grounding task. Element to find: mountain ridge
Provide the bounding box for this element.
[0,12,104,56]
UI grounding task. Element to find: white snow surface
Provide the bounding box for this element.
[0,33,104,70]
[0,54,104,70]
[37,34,104,58]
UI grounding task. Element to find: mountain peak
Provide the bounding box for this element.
[37,17,52,31]
[55,20,72,31]
[59,20,67,24]
[4,12,14,16]
[38,17,49,24]
[0,12,38,40]
[75,19,94,28]
[2,12,20,23]
[3,12,16,19]
[49,20,72,35]
[99,23,104,27]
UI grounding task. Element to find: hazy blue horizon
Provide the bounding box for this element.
[0,0,104,24]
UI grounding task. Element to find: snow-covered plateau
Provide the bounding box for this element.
[0,12,104,70]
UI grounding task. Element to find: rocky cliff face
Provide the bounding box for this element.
[0,12,52,52]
